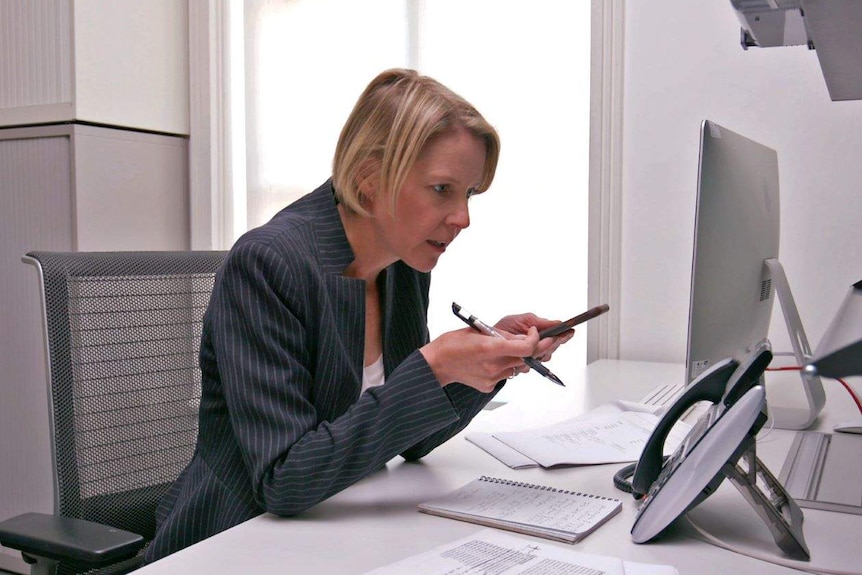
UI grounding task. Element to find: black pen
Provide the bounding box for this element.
[538,303,610,339]
[452,302,565,387]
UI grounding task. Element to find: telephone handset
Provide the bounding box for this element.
[623,341,811,561]
[629,358,738,499]
[630,342,774,498]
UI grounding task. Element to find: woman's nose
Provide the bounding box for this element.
[448,200,470,229]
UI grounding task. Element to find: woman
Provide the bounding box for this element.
[145,68,573,563]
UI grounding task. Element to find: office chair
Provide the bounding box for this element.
[0,251,226,575]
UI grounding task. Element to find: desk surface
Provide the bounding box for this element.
[137,359,861,574]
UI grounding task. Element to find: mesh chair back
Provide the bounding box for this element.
[24,251,226,562]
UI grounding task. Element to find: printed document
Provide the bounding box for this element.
[362,529,679,575]
[468,409,691,469]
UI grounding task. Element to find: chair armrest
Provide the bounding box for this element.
[0,512,145,569]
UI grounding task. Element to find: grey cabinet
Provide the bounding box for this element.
[0,124,189,573]
[0,1,191,570]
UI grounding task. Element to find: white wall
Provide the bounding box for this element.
[619,0,862,367]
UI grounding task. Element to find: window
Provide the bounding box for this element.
[239,0,591,362]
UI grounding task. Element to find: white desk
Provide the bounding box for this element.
[136,360,861,574]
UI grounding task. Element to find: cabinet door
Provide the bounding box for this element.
[0,133,73,572]
[72,124,190,251]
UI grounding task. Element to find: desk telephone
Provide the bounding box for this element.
[617,341,810,561]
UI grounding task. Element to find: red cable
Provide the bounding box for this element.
[766,366,862,415]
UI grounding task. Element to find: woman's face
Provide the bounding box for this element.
[368,127,487,273]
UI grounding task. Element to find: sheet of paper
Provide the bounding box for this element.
[362,529,678,575]
[492,412,691,467]
[464,433,539,469]
[465,403,630,468]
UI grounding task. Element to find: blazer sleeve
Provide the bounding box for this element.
[379,262,503,461]
[398,380,503,461]
[210,240,468,516]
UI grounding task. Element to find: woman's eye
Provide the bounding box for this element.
[466,187,477,199]
[433,184,448,194]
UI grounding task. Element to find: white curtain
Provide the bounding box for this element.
[241,0,591,365]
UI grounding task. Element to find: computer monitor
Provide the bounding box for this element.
[685,120,780,383]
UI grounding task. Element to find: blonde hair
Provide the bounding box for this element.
[332,68,500,216]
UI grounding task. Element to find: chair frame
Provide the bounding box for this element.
[0,251,226,575]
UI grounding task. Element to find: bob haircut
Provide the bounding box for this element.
[332,68,500,216]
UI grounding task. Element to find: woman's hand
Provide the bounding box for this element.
[496,313,574,369]
[419,313,575,392]
[420,326,539,392]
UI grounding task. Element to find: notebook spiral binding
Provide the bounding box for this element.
[479,476,618,500]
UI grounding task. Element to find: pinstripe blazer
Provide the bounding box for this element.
[144,180,498,563]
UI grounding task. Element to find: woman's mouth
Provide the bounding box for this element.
[428,239,448,252]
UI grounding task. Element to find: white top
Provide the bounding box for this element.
[361,355,385,394]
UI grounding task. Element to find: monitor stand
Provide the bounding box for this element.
[763,258,826,430]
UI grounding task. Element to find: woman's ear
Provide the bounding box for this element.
[357,163,380,208]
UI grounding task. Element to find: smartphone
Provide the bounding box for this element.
[538,304,609,339]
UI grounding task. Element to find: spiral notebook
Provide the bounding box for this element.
[418,476,621,544]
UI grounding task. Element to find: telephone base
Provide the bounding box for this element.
[723,437,809,561]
